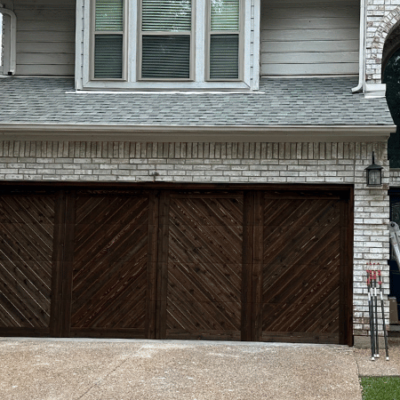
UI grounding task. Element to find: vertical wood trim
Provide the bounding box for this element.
[339,189,354,345]
[50,190,67,337]
[252,191,264,341]
[146,191,159,339]
[61,190,76,337]
[155,190,170,339]
[242,192,254,341]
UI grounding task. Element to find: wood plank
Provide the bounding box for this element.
[59,191,75,337]
[50,190,66,337]
[146,191,159,339]
[252,191,264,341]
[156,191,170,339]
[241,192,254,341]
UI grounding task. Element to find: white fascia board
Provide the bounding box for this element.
[0,124,395,142]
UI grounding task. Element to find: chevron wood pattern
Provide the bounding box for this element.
[0,185,353,344]
[166,193,243,340]
[70,192,150,336]
[261,197,342,343]
[0,193,55,330]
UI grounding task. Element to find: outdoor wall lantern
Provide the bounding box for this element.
[365,152,383,187]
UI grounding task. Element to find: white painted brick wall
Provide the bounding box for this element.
[0,140,391,339]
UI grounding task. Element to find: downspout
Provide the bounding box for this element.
[352,0,366,93]
[0,4,17,75]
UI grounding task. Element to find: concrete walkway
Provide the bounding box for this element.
[0,338,385,400]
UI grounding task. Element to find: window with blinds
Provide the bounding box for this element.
[93,0,125,79]
[140,0,192,80]
[209,0,240,80]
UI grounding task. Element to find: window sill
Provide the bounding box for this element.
[82,80,251,91]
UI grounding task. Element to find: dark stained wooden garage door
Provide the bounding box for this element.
[0,185,353,344]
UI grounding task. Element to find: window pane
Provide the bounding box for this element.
[95,0,124,31]
[142,0,192,32]
[142,35,190,78]
[211,0,239,31]
[210,35,238,79]
[94,35,123,78]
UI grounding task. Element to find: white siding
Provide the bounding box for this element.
[261,0,360,76]
[14,0,75,76]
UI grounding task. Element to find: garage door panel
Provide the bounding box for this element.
[262,195,343,343]
[165,193,243,339]
[70,193,150,335]
[0,193,55,332]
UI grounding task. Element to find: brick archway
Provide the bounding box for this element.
[370,7,400,82]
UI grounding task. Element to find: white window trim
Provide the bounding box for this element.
[137,0,195,82]
[206,0,244,82]
[0,2,16,76]
[79,0,259,91]
[90,0,128,81]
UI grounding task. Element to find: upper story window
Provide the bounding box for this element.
[93,0,126,79]
[139,0,193,80]
[80,0,259,90]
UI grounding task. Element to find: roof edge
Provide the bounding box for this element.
[0,124,395,142]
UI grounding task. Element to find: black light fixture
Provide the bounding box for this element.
[365,152,383,187]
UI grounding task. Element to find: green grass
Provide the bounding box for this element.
[361,377,400,400]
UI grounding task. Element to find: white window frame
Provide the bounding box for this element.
[206,0,243,82]
[137,0,195,81]
[90,0,128,81]
[78,0,259,90]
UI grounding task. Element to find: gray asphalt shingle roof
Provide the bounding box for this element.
[0,77,394,127]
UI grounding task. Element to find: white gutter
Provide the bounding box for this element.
[0,4,17,75]
[352,0,366,93]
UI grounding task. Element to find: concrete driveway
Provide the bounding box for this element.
[0,338,362,400]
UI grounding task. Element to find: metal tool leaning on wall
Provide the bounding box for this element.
[366,266,389,361]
